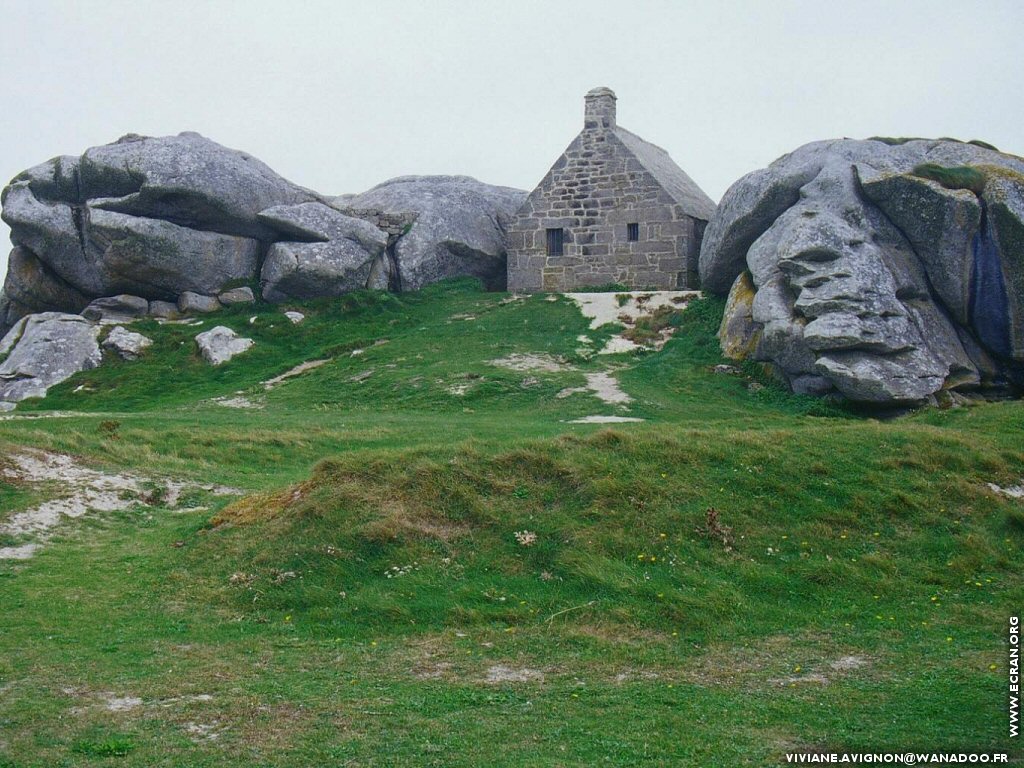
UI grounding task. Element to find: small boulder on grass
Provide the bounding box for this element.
[82,294,149,323]
[148,300,181,320]
[195,326,254,365]
[178,292,221,314]
[218,287,255,305]
[102,326,152,361]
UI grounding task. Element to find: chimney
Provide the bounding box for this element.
[584,87,616,130]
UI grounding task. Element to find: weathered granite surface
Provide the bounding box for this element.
[0,313,102,406]
[703,138,1024,404]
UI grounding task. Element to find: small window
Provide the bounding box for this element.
[627,223,640,242]
[546,228,564,256]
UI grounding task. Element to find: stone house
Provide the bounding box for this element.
[506,88,716,292]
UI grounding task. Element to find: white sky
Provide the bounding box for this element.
[1,0,1022,279]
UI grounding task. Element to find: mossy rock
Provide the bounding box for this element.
[718,270,761,361]
[911,163,987,195]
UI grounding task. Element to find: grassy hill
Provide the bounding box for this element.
[0,280,1020,766]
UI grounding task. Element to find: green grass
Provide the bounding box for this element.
[0,279,1020,766]
[911,163,988,195]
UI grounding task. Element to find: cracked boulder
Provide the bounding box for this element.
[344,175,527,291]
[257,202,388,301]
[0,132,317,334]
[700,138,1024,405]
[0,313,102,406]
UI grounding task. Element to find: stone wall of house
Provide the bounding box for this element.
[339,208,417,238]
[506,129,704,292]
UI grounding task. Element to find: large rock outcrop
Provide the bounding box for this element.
[0,313,102,407]
[0,132,316,334]
[700,138,1024,405]
[1,138,528,335]
[344,175,527,291]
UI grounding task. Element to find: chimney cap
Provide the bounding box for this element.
[585,86,616,101]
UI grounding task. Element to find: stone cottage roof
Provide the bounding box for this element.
[612,127,717,221]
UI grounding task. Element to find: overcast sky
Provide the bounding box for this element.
[1,0,1021,278]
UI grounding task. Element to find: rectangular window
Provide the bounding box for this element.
[546,228,564,256]
[627,222,640,242]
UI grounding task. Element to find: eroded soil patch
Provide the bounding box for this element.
[0,449,239,560]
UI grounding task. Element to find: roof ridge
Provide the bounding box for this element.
[613,125,671,156]
[611,127,717,221]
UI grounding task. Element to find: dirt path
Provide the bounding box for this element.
[0,449,239,560]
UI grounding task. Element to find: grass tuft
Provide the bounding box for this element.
[72,736,135,757]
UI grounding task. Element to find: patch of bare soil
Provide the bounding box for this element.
[484,665,545,684]
[682,635,874,689]
[0,449,239,560]
[987,481,1024,499]
[569,415,645,424]
[210,396,262,409]
[583,371,631,405]
[565,291,701,354]
[488,353,573,373]
[263,359,330,390]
